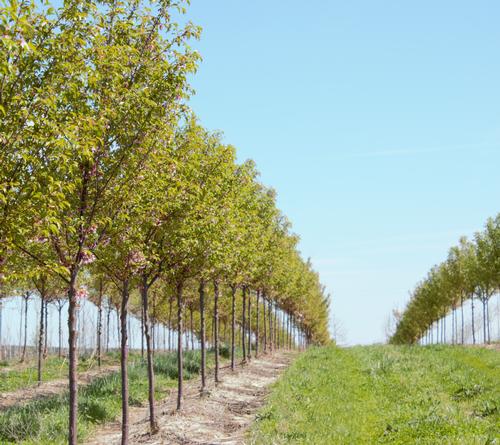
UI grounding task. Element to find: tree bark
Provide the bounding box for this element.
[120,280,130,445]
[168,296,172,352]
[482,298,487,344]
[213,280,220,383]
[141,277,158,434]
[471,294,476,344]
[190,306,194,351]
[43,300,48,359]
[21,293,29,362]
[97,280,103,368]
[199,280,207,392]
[140,303,144,359]
[230,285,236,371]
[176,281,184,410]
[255,290,260,358]
[241,286,247,362]
[37,294,45,385]
[268,299,273,352]
[105,301,111,353]
[58,303,63,358]
[68,275,79,445]
[263,295,267,353]
[247,289,251,361]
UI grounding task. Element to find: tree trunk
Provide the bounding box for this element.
[241,286,247,362]
[97,280,103,368]
[141,304,144,359]
[37,295,45,385]
[460,294,464,344]
[274,304,278,350]
[199,280,207,392]
[141,278,158,434]
[120,280,130,445]
[268,300,273,352]
[58,305,63,358]
[247,289,251,361]
[471,294,476,344]
[263,295,267,353]
[486,298,491,344]
[21,293,29,362]
[43,300,48,359]
[106,301,111,353]
[255,290,260,358]
[230,285,236,371]
[481,298,486,344]
[190,307,194,351]
[176,281,184,410]
[68,275,79,445]
[214,281,220,383]
[168,297,172,352]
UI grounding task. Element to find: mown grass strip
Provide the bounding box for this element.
[250,345,500,445]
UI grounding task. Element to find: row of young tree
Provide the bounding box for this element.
[390,214,499,345]
[0,0,330,444]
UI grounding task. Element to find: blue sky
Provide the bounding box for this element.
[185,1,500,344]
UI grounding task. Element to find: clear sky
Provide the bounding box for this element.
[184,1,500,344]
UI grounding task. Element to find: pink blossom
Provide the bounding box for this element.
[76,288,88,300]
[81,250,96,265]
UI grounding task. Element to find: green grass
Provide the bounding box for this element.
[0,350,207,444]
[249,345,500,445]
[0,353,124,393]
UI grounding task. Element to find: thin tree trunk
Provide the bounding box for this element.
[199,280,207,393]
[58,305,63,358]
[268,299,273,352]
[176,281,184,410]
[482,298,487,344]
[141,278,158,434]
[190,307,194,351]
[38,295,45,385]
[214,281,220,383]
[68,275,79,445]
[263,295,267,353]
[274,304,280,351]
[141,304,144,359]
[255,290,260,358]
[241,286,247,362]
[460,294,464,344]
[230,285,236,371]
[486,298,491,344]
[247,289,251,361]
[168,297,172,352]
[97,280,103,368]
[471,294,476,344]
[106,301,111,353]
[119,280,130,445]
[21,293,29,362]
[43,300,48,359]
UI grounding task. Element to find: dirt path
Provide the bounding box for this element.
[0,365,120,410]
[86,353,294,445]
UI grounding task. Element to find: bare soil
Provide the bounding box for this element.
[86,352,294,445]
[0,365,120,410]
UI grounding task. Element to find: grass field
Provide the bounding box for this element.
[0,350,218,444]
[250,345,500,445]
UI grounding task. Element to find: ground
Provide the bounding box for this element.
[85,353,293,445]
[249,344,500,445]
[1,345,498,444]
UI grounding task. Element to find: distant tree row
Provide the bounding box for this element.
[390,214,499,345]
[0,0,330,444]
